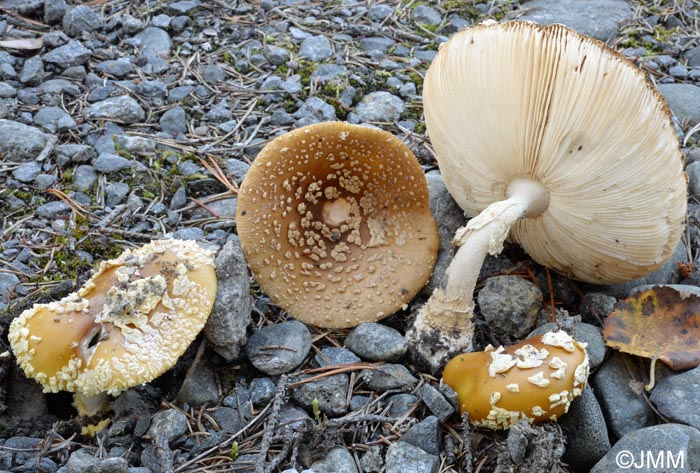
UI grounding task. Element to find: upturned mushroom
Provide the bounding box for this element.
[236,121,439,328]
[9,239,217,399]
[407,21,687,371]
[443,330,589,429]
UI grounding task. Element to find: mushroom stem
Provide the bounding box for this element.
[407,178,549,373]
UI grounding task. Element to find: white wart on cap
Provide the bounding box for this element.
[236,121,439,328]
[407,20,687,372]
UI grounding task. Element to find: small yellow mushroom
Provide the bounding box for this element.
[442,330,589,430]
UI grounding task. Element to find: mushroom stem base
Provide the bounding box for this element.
[73,391,110,417]
[406,301,475,374]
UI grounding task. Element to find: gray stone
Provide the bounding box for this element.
[659,83,700,126]
[591,424,700,472]
[147,409,188,444]
[519,0,632,41]
[40,78,80,95]
[177,345,219,407]
[35,174,56,190]
[245,320,312,375]
[294,96,336,123]
[55,144,96,163]
[310,447,358,473]
[0,273,19,308]
[310,63,347,83]
[87,85,112,102]
[201,65,226,83]
[670,64,689,79]
[4,437,42,466]
[12,161,41,183]
[105,182,129,207]
[95,58,133,78]
[0,82,15,97]
[686,46,700,68]
[422,170,464,295]
[360,446,383,473]
[88,96,145,124]
[315,347,361,367]
[359,37,395,54]
[205,99,233,123]
[593,353,656,438]
[299,35,333,62]
[204,238,252,361]
[135,27,172,56]
[211,406,243,433]
[165,0,199,15]
[115,135,156,154]
[385,441,439,473]
[44,0,68,25]
[74,165,97,191]
[478,276,542,337]
[264,44,289,65]
[120,14,143,34]
[688,161,700,196]
[224,159,249,183]
[160,106,188,136]
[650,366,700,430]
[19,55,43,85]
[401,415,440,455]
[530,322,606,369]
[63,5,104,37]
[136,80,168,104]
[560,386,611,472]
[36,201,71,218]
[416,384,454,422]
[579,292,616,324]
[152,14,171,29]
[291,373,349,417]
[413,5,442,26]
[0,120,46,161]
[93,153,132,173]
[386,393,418,417]
[34,106,76,133]
[250,377,276,407]
[355,91,404,122]
[361,364,417,391]
[367,4,393,21]
[344,323,407,362]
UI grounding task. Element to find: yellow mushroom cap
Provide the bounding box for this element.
[443,330,589,430]
[424,21,686,284]
[236,121,439,328]
[8,239,217,396]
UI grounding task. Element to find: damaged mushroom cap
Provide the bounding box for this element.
[8,239,217,396]
[424,21,686,284]
[236,121,439,328]
[442,330,590,430]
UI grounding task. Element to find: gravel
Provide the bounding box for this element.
[478,275,543,337]
[344,323,407,362]
[650,366,700,430]
[244,321,312,375]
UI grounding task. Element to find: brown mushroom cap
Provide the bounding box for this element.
[443,330,589,429]
[424,20,686,284]
[236,122,439,328]
[8,239,216,396]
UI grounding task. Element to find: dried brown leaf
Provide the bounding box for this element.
[603,286,700,370]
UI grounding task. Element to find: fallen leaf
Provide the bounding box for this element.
[603,286,700,371]
[0,37,43,50]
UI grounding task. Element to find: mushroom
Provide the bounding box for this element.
[407,21,687,371]
[442,330,589,429]
[236,121,439,328]
[8,239,217,398]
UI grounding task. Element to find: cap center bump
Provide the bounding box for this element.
[322,197,352,227]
